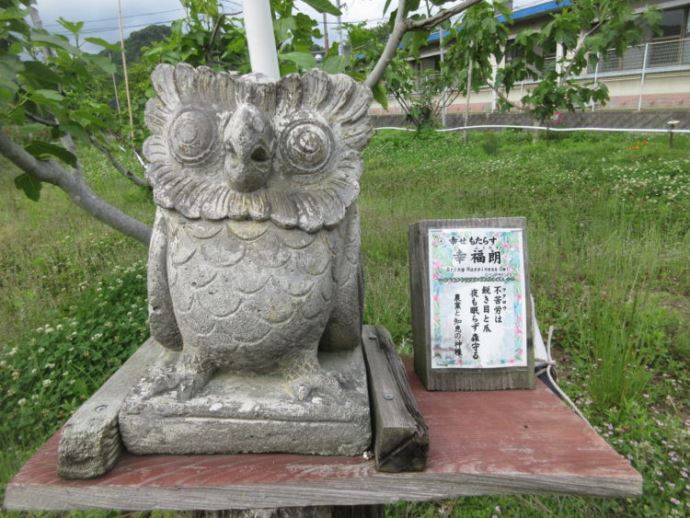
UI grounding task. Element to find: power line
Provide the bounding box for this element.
[43,7,185,28]
[323,17,385,25]
[51,10,244,38]
[52,16,183,36]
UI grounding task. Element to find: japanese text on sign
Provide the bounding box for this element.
[429,228,527,369]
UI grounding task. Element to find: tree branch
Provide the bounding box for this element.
[365,0,407,89]
[0,129,152,244]
[486,80,528,113]
[559,22,601,83]
[90,138,149,188]
[365,0,484,90]
[408,0,483,31]
[26,112,58,127]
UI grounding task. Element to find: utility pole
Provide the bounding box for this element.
[117,0,135,145]
[323,13,330,50]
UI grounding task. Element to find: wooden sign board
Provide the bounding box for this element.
[409,218,534,391]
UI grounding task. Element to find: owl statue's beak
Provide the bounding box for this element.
[223,104,275,193]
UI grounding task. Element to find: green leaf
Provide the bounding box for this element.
[84,37,119,51]
[30,31,80,54]
[58,18,84,35]
[322,54,346,73]
[301,0,341,16]
[0,7,26,21]
[372,81,388,110]
[30,89,64,103]
[24,141,77,168]
[13,173,42,202]
[404,0,420,16]
[88,55,116,75]
[21,61,61,87]
[279,51,317,70]
[274,17,297,44]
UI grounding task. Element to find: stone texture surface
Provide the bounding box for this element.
[120,348,371,455]
[117,64,374,457]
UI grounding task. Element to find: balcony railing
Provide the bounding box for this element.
[591,37,690,75]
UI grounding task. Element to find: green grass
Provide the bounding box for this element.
[1,131,689,516]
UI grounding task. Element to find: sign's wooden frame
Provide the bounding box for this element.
[409,217,535,391]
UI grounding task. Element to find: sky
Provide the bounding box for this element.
[34,0,391,52]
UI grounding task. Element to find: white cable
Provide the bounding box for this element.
[538,324,595,430]
[374,124,690,134]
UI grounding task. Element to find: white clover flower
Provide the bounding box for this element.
[9,347,17,356]
[31,368,37,375]
[42,379,52,387]
[17,398,26,406]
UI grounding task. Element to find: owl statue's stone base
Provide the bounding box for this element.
[119,348,370,456]
[114,65,375,457]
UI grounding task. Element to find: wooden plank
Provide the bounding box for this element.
[4,363,641,511]
[409,218,535,391]
[361,325,428,472]
[57,338,162,478]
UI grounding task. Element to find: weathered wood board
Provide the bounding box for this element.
[361,325,428,472]
[4,363,641,511]
[409,218,535,391]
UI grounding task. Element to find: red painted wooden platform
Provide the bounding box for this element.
[3,368,642,511]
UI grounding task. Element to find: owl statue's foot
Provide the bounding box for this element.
[290,370,349,402]
[138,362,213,403]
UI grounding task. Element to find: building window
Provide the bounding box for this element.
[657,8,685,40]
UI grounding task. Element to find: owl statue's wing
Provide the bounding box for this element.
[148,209,183,351]
[319,204,363,352]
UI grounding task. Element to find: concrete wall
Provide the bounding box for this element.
[372,109,690,130]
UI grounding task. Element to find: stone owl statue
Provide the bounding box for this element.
[119,64,373,456]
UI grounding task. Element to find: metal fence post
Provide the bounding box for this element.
[637,42,649,112]
[490,62,497,113]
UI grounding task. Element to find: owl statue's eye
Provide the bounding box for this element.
[168,109,217,164]
[279,118,333,175]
